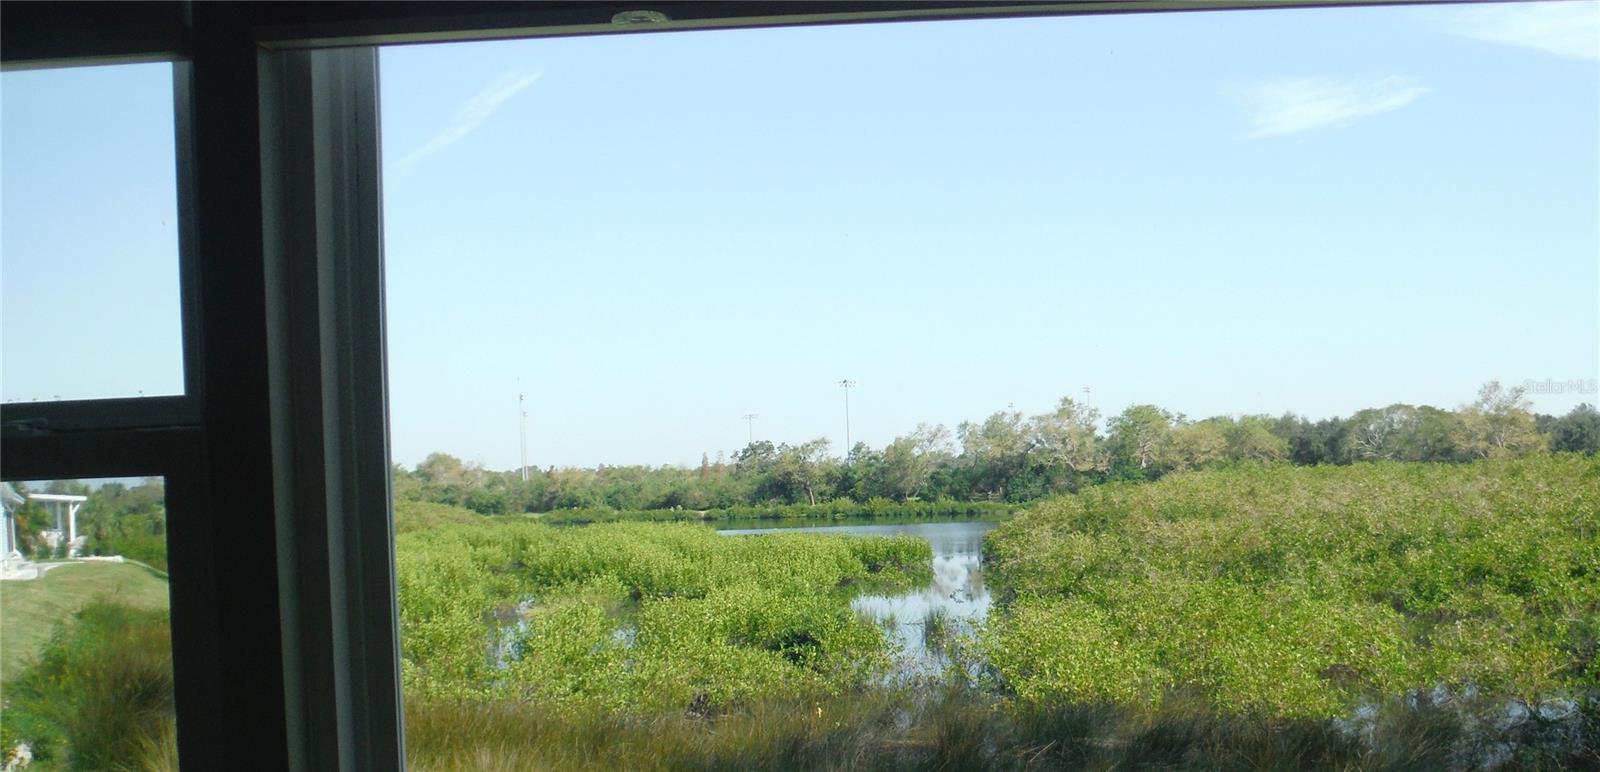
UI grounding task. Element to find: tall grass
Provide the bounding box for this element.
[405,685,1600,770]
[920,607,953,655]
[1,600,176,771]
[404,689,984,772]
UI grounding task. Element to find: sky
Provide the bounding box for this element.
[1,63,182,401]
[3,2,1598,471]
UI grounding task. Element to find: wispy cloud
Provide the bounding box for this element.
[1438,1,1599,61]
[394,68,546,175]
[1227,76,1429,139]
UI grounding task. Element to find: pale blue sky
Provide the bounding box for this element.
[2,63,182,401]
[3,3,1598,470]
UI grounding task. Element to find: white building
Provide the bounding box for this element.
[2,483,26,576]
[29,492,88,558]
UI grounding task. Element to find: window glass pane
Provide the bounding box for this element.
[381,3,1598,767]
[1,63,184,402]
[0,477,176,769]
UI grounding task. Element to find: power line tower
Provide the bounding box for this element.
[838,379,857,457]
[741,413,759,445]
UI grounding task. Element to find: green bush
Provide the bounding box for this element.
[395,518,930,711]
[982,455,1600,720]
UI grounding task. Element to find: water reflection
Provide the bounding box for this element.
[717,519,999,677]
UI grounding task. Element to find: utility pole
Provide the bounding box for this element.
[519,393,529,482]
[1083,386,1091,409]
[838,379,857,458]
[742,413,759,445]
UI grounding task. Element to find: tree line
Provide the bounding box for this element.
[8,383,1586,561]
[5,479,168,569]
[395,381,1599,515]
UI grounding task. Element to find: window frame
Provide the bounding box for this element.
[0,52,231,767]
[1,1,1441,768]
[0,429,231,764]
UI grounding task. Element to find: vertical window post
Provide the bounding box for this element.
[260,46,404,771]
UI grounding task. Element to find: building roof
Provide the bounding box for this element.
[1,483,24,510]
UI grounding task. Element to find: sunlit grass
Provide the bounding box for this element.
[0,561,170,680]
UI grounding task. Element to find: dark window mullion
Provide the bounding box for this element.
[0,396,200,440]
[0,426,197,482]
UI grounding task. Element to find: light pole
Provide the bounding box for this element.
[838,379,857,458]
[742,413,759,445]
[519,393,529,482]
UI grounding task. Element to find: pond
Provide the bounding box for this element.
[716,518,1000,679]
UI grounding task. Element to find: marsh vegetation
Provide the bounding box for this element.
[4,455,1596,769]
[391,454,1600,769]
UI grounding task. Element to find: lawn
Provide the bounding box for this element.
[0,561,171,681]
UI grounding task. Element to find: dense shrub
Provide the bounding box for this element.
[982,456,1600,721]
[396,518,930,712]
[395,499,493,534]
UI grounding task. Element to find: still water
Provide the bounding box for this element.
[717,518,1000,677]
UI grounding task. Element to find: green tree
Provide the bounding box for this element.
[1343,404,1459,462]
[771,439,834,505]
[1167,418,1228,472]
[837,442,883,501]
[734,441,777,475]
[1345,405,1411,461]
[1296,417,1350,465]
[414,452,466,485]
[463,487,510,516]
[78,478,169,569]
[1549,403,1600,454]
[1106,404,1177,478]
[1454,381,1544,459]
[1030,398,1106,477]
[878,423,952,501]
[1225,415,1290,463]
[958,410,1032,499]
